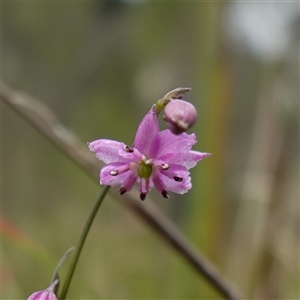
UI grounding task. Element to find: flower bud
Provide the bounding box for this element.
[155,87,191,115]
[164,99,197,134]
[27,280,58,300]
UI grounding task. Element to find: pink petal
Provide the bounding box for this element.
[120,173,138,192]
[27,280,58,300]
[118,148,143,162]
[159,151,211,170]
[158,163,190,179]
[100,163,131,186]
[157,172,192,194]
[88,139,128,164]
[156,130,197,157]
[152,174,166,193]
[27,291,57,300]
[133,108,159,157]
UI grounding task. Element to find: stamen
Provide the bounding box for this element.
[124,145,134,153]
[140,193,146,201]
[161,164,170,170]
[119,187,127,195]
[173,176,183,182]
[110,170,118,176]
[161,190,169,199]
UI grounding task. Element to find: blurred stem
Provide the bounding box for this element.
[59,186,110,300]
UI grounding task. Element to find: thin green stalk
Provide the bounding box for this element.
[51,247,74,283]
[59,185,111,300]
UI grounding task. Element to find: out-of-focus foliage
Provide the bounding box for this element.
[3,1,299,299]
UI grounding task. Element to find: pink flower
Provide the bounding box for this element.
[88,106,210,200]
[27,280,58,300]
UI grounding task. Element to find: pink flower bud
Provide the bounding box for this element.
[164,99,197,134]
[27,280,58,300]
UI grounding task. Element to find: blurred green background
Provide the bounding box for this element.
[2,1,299,299]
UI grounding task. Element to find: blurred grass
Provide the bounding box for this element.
[2,1,299,299]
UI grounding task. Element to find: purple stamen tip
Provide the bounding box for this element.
[124,145,134,153]
[119,187,127,195]
[140,193,146,201]
[161,190,169,199]
[173,176,183,182]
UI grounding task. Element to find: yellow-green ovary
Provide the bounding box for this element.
[138,161,152,179]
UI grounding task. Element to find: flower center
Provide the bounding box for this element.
[138,160,152,179]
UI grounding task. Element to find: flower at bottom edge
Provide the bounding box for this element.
[27,280,58,300]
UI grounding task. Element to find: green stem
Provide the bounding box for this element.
[59,185,111,300]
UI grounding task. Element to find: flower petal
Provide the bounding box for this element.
[158,163,190,179]
[120,173,138,192]
[27,291,57,300]
[159,151,211,170]
[27,280,59,300]
[156,172,192,194]
[88,139,128,164]
[118,148,143,162]
[157,130,197,157]
[152,174,166,193]
[100,162,131,186]
[133,108,159,157]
